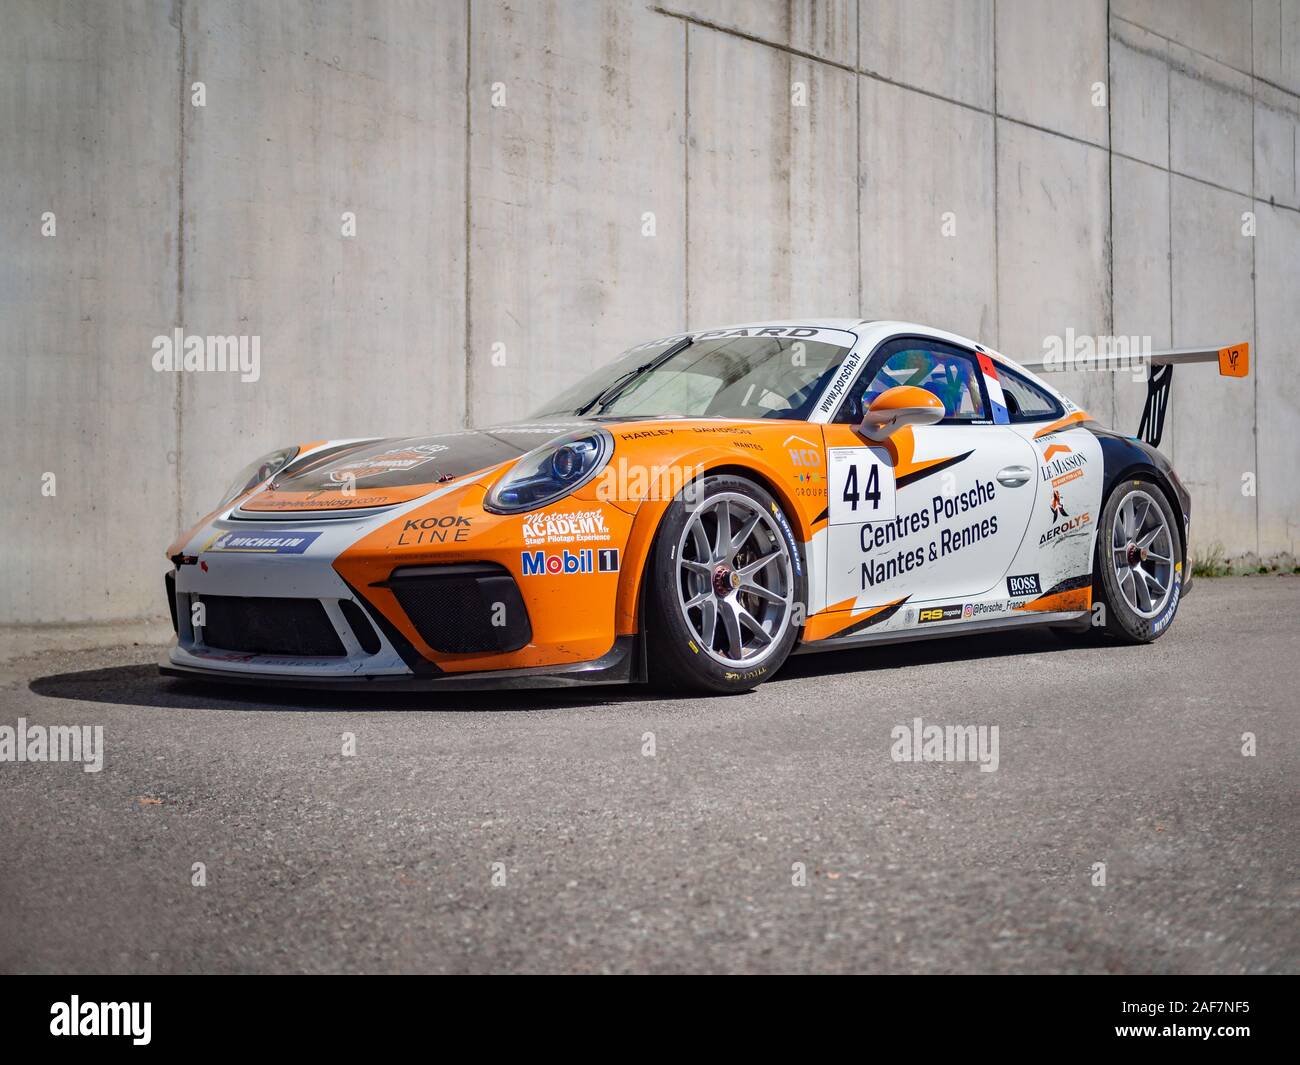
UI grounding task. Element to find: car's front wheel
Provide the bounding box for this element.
[1094,477,1184,642]
[644,474,803,693]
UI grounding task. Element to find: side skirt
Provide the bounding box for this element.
[792,610,1088,655]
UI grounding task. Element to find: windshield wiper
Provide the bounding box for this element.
[575,334,694,416]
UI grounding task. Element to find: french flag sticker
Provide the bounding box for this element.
[977,351,1010,424]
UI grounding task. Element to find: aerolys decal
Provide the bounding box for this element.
[1039,500,1092,547]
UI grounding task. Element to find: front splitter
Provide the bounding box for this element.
[159,635,638,692]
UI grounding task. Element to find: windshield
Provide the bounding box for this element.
[531,330,855,420]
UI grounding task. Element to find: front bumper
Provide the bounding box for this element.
[163,476,636,685]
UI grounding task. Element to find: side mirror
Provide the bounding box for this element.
[858,385,945,441]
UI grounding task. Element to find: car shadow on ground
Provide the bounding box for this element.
[772,624,1083,683]
[26,663,657,714]
[26,626,1085,714]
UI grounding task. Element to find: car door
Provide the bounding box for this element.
[820,336,1040,612]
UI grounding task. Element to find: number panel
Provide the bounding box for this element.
[827,447,896,525]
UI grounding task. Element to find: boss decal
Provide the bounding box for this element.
[1006,573,1042,597]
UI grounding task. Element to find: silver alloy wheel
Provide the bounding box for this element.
[675,492,795,667]
[1110,488,1175,618]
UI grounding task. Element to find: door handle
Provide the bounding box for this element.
[996,465,1032,487]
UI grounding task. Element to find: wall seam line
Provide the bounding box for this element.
[855,0,861,316]
[683,20,690,329]
[1113,10,1300,102]
[992,0,1000,348]
[1251,7,1261,558]
[1107,0,1116,428]
[463,0,472,429]
[174,0,186,535]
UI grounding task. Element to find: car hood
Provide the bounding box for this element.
[236,421,601,513]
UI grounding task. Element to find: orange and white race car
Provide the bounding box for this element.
[161,320,1249,693]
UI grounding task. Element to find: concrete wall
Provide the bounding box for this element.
[2,0,1298,626]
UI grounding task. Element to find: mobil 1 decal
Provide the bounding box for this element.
[824,427,1041,610]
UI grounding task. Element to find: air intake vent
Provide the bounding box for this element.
[197,595,346,657]
[386,564,531,654]
[165,571,179,635]
[339,598,382,655]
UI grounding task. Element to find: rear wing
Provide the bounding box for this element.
[1017,343,1249,448]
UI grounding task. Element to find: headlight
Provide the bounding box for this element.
[484,428,613,514]
[216,446,298,508]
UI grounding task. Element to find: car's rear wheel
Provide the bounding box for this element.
[645,474,802,693]
[1094,478,1184,643]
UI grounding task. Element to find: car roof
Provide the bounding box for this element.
[702,318,1034,369]
[688,318,1068,416]
[695,318,872,333]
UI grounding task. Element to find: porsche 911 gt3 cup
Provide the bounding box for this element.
[161,320,1249,693]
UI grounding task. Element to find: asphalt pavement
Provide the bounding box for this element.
[0,576,1296,973]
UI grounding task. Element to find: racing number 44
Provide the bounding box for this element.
[828,447,896,524]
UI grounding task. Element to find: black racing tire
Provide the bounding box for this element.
[1093,476,1184,644]
[644,473,805,693]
